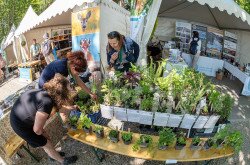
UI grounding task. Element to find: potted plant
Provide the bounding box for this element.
[108,129,119,143]
[175,131,187,150]
[216,69,223,80]
[88,101,101,123]
[132,135,153,152]
[121,129,133,145]
[203,138,214,150]
[190,136,202,150]
[78,114,93,134]
[224,130,243,153]
[94,125,104,138]
[158,128,176,150]
[69,114,78,130]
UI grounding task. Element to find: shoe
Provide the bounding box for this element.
[49,151,66,161]
[62,155,78,165]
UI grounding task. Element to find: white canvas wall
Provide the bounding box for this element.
[100,2,130,72]
[4,44,16,64]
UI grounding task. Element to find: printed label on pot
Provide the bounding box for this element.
[204,115,220,129]
[139,110,153,125]
[100,104,113,119]
[166,114,184,127]
[127,109,140,123]
[180,114,197,129]
[193,115,209,129]
[113,107,127,121]
[153,112,170,126]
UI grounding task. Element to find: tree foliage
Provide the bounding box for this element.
[235,0,250,13]
[0,0,55,43]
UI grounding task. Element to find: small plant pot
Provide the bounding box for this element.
[190,144,202,150]
[109,136,119,143]
[83,126,92,134]
[140,142,149,148]
[158,145,169,150]
[203,142,213,150]
[175,144,186,150]
[95,130,104,138]
[122,139,132,145]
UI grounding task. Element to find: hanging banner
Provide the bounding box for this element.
[72,7,101,71]
[206,27,223,58]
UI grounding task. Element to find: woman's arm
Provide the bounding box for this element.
[33,111,49,135]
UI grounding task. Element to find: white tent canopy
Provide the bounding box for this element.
[15,6,38,36]
[158,0,250,31]
[138,0,250,63]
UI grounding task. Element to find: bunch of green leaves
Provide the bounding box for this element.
[69,115,78,126]
[132,135,153,152]
[109,130,119,138]
[176,131,187,145]
[208,89,223,114]
[140,95,153,111]
[121,132,133,142]
[94,125,104,134]
[78,114,92,129]
[158,128,176,147]
[191,136,201,146]
[78,90,90,102]
[220,94,234,120]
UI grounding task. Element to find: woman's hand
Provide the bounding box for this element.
[111,52,118,61]
[70,66,79,76]
[90,93,98,100]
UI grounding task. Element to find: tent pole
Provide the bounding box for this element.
[158,0,187,15]
[206,4,221,29]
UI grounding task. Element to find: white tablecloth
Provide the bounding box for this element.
[182,53,224,77]
[224,61,250,96]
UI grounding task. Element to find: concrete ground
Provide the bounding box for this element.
[2,76,250,165]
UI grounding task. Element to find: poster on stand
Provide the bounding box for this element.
[223,31,237,59]
[175,21,191,53]
[72,7,101,71]
[192,24,207,55]
[206,27,223,58]
[113,107,127,121]
[179,114,197,129]
[153,112,170,126]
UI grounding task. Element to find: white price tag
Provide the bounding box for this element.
[165,159,177,164]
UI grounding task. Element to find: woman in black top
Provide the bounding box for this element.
[10,74,77,164]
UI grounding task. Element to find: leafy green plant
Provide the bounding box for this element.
[140,96,153,111]
[132,135,153,152]
[176,136,186,146]
[158,128,176,148]
[94,125,104,138]
[69,115,78,126]
[121,132,133,142]
[191,136,201,146]
[109,130,119,139]
[220,94,234,120]
[78,114,92,129]
[78,90,90,102]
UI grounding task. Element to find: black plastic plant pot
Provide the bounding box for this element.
[109,136,119,143]
[190,144,202,150]
[203,141,213,150]
[158,145,168,150]
[140,142,149,148]
[95,130,104,138]
[122,139,132,145]
[71,125,77,130]
[83,126,92,134]
[175,144,186,150]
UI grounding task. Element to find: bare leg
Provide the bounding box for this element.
[42,140,64,163]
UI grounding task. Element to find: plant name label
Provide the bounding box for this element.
[166,114,184,128]
[153,112,170,126]
[204,115,220,129]
[127,109,140,123]
[100,104,113,119]
[139,110,153,125]
[192,115,209,129]
[165,159,177,164]
[180,114,197,129]
[113,107,127,121]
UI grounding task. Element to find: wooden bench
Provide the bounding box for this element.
[67,127,234,163]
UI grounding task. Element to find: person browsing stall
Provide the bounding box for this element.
[107,31,140,72]
[10,74,78,164]
[189,31,201,68]
[30,39,41,60]
[38,51,97,100]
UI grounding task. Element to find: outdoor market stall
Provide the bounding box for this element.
[135,0,250,96]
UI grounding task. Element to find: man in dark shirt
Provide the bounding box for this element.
[10,74,78,164]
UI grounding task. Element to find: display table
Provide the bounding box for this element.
[18,60,42,83]
[224,61,250,96]
[67,127,234,162]
[182,53,224,77]
[18,60,41,68]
